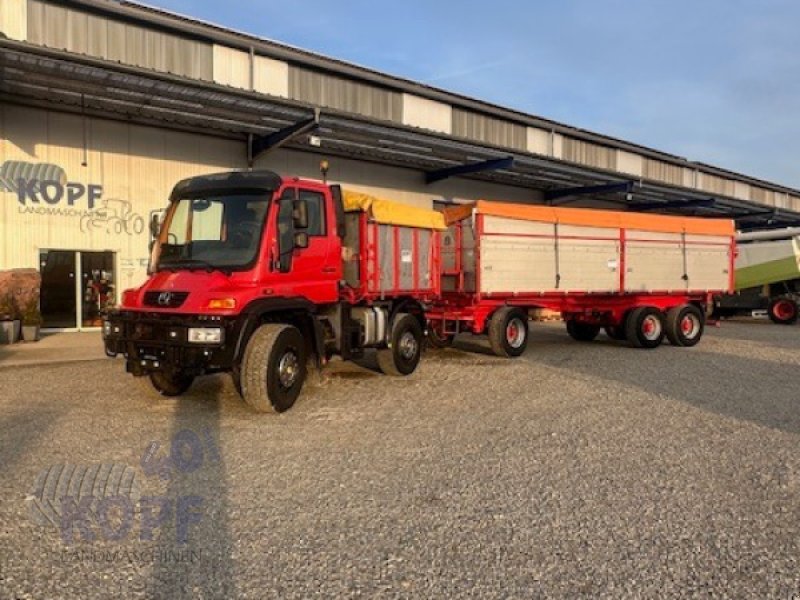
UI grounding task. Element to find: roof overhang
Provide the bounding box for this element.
[2,39,799,231]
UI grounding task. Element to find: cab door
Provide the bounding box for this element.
[269,185,341,304]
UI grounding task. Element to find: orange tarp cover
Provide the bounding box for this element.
[444,200,735,237]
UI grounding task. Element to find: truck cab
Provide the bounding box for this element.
[103,170,430,412]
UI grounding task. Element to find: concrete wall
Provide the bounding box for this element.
[0,103,543,293]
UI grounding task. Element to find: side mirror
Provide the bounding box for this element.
[294,231,309,249]
[292,198,309,229]
[149,214,161,238]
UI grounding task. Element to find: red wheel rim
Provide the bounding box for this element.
[641,315,662,340]
[774,300,796,320]
[680,314,701,338]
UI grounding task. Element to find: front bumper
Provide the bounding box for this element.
[103,310,246,376]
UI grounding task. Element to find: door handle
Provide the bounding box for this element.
[322,266,337,274]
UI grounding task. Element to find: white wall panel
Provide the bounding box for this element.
[213,44,251,90]
[526,127,551,156]
[253,56,289,98]
[401,94,452,134]
[0,0,27,40]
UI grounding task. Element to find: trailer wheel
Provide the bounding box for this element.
[768,297,799,325]
[488,307,529,358]
[241,324,307,413]
[147,371,194,397]
[665,304,705,347]
[377,313,423,376]
[625,306,665,349]
[566,320,600,342]
[604,325,627,341]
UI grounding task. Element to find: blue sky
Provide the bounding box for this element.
[150,0,799,188]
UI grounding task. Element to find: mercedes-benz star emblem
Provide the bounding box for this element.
[157,292,173,306]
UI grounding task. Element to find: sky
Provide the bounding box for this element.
[147,0,800,188]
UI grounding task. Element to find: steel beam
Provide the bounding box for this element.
[425,156,514,184]
[631,198,717,212]
[249,110,320,163]
[545,181,635,204]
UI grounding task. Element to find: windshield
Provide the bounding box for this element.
[156,194,270,271]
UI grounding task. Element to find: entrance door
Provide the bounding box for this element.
[39,250,116,330]
[40,250,78,329]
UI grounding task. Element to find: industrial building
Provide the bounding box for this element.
[1,0,800,330]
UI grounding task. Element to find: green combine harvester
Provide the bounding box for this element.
[715,228,800,324]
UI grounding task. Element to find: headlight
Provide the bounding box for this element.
[103,320,122,337]
[187,327,224,344]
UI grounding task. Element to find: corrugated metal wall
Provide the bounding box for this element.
[643,158,685,186]
[561,138,617,171]
[26,0,213,80]
[289,66,402,122]
[451,109,527,150]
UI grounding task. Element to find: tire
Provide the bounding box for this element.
[566,320,600,342]
[625,306,665,349]
[488,307,529,358]
[605,325,627,341]
[241,324,307,413]
[377,313,423,376]
[148,371,194,397]
[427,323,455,349]
[665,304,705,347]
[768,297,799,325]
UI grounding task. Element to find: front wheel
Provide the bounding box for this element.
[377,313,424,376]
[665,304,705,347]
[488,307,529,358]
[768,297,799,325]
[241,324,307,413]
[148,371,194,397]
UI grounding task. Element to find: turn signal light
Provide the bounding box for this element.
[207,298,237,310]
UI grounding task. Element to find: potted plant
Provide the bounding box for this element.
[0,293,20,344]
[21,298,43,342]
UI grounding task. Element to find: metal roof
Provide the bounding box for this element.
[2,38,799,231]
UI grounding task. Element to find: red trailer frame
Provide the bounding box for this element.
[427,212,735,337]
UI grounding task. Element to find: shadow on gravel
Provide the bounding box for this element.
[148,376,237,598]
[0,407,62,471]
[532,342,800,435]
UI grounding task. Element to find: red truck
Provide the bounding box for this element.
[104,171,444,412]
[104,170,735,413]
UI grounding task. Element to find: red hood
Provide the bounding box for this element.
[123,269,258,316]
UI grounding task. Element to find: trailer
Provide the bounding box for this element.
[427,201,735,354]
[714,229,800,324]
[103,171,446,412]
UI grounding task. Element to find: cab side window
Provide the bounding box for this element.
[299,190,326,236]
[277,189,294,258]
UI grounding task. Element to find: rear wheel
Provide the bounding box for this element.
[625,306,665,349]
[566,320,600,342]
[377,313,424,376]
[665,304,705,347]
[148,371,194,397]
[241,324,307,413]
[768,297,799,325]
[488,307,529,358]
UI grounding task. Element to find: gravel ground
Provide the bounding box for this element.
[0,320,798,599]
